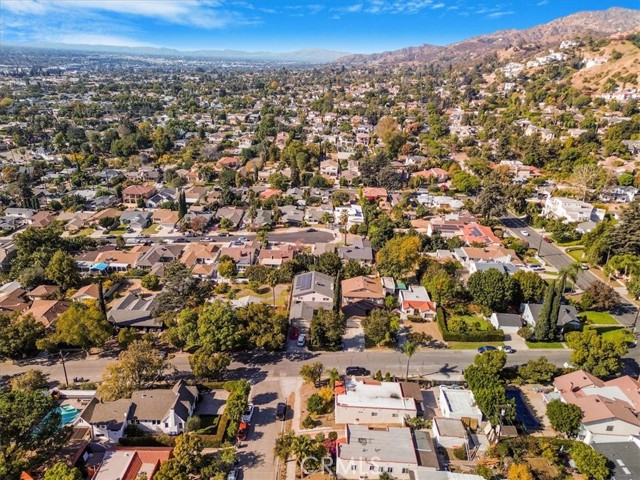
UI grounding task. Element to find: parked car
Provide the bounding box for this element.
[520,230,530,237]
[297,334,306,347]
[527,265,545,271]
[289,326,300,340]
[477,346,498,354]
[242,404,255,423]
[306,228,316,232]
[236,421,248,441]
[276,402,287,421]
[580,263,590,270]
[543,237,552,243]
[227,468,241,480]
[237,236,248,243]
[218,232,230,237]
[501,346,515,354]
[345,366,370,376]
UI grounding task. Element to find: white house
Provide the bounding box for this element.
[337,425,439,479]
[399,285,437,320]
[130,380,198,435]
[335,378,419,425]
[334,204,365,228]
[78,397,133,443]
[553,370,640,444]
[489,313,523,335]
[542,196,603,224]
[432,417,469,450]
[439,386,483,423]
[522,303,581,332]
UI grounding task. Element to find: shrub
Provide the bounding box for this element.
[307,394,327,414]
[198,415,228,447]
[119,434,176,447]
[453,445,467,460]
[436,307,505,342]
[124,424,144,437]
[302,415,317,429]
[186,416,202,432]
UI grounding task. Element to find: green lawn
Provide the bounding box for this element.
[109,228,126,235]
[567,248,586,262]
[582,311,619,325]
[600,327,635,344]
[449,315,492,331]
[196,415,220,434]
[143,223,161,234]
[75,228,95,237]
[555,239,583,247]
[526,341,565,349]
[449,341,504,350]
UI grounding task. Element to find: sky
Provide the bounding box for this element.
[0,0,638,53]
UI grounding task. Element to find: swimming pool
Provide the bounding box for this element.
[58,405,80,425]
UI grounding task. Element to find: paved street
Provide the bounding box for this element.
[501,215,639,327]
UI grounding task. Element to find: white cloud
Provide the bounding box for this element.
[487,10,514,18]
[0,0,249,29]
[55,33,156,47]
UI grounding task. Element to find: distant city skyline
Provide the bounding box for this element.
[1,0,638,54]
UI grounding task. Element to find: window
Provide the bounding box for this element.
[402,468,409,474]
[371,412,378,416]
[369,465,375,471]
[606,425,614,432]
[351,465,357,471]
[392,413,399,418]
[387,467,393,473]
[165,423,169,428]
[378,466,384,473]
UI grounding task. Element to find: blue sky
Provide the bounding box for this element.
[0,1,638,53]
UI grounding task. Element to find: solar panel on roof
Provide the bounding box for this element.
[295,273,312,290]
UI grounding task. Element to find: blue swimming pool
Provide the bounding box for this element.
[58,405,80,425]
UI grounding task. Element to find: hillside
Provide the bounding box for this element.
[336,7,640,66]
[571,37,640,93]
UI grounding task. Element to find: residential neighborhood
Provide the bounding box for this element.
[1,6,640,480]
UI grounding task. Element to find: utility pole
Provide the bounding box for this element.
[59,351,69,387]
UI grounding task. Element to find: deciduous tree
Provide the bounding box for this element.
[546,399,583,437]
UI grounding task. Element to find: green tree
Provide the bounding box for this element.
[513,270,547,303]
[475,183,506,220]
[117,327,140,349]
[189,347,231,380]
[474,350,507,374]
[151,261,209,321]
[609,198,640,257]
[44,462,82,480]
[362,309,400,346]
[566,329,628,377]
[300,362,324,386]
[38,301,113,353]
[451,171,480,193]
[45,250,80,291]
[570,443,610,480]
[197,301,243,352]
[376,235,420,278]
[517,356,558,384]
[546,399,583,437]
[237,302,288,351]
[467,268,517,312]
[97,340,171,400]
[580,280,621,311]
[0,314,45,361]
[310,308,346,351]
[403,340,417,381]
[0,390,69,479]
[141,273,160,290]
[534,281,557,342]
[217,258,237,278]
[10,369,48,392]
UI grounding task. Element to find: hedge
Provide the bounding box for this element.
[198,414,229,448]
[436,307,505,342]
[119,434,176,447]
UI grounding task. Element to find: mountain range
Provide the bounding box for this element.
[336,7,640,65]
[6,7,640,65]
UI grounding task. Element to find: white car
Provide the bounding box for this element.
[297,334,306,347]
[242,404,255,423]
[520,230,530,237]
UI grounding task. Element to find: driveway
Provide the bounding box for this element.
[505,333,529,352]
[239,378,286,480]
[343,318,364,351]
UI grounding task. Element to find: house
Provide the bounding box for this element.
[26,284,60,301]
[28,210,55,228]
[461,223,500,246]
[244,209,273,230]
[432,417,469,449]
[320,159,340,178]
[107,293,160,331]
[334,205,365,228]
[146,187,178,208]
[593,439,640,480]
[454,246,523,267]
[362,187,388,201]
[22,299,71,328]
[71,283,106,302]
[89,208,122,228]
[78,397,133,443]
[341,276,385,317]
[489,313,523,334]
[337,236,374,265]
[130,380,198,435]
[412,168,449,183]
[151,209,179,230]
[0,282,29,313]
[399,285,437,320]
[439,386,483,423]
[218,241,259,273]
[215,206,245,228]
[217,156,239,170]
[122,185,156,206]
[289,271,334,330]
[92,447,173,480]
[542,196,603,224]
[279,205,305,226]
[258,244,300,268]
[119,210,152,230]
[334,378,419,425]
[467,261,521,276]
[522,303,580,331]
[180,242,219,278]
[553,370,640,444]
[0,240,17,271]
[136,245,184,274]
[337,425,439,479]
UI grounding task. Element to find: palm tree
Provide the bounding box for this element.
[403,340,417,381]
[560,262,580,294]
[340,210,348,245]
[327,368,340,389]
[291,434,317,476]
[268,270,278,306]
[274,430,295,461]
